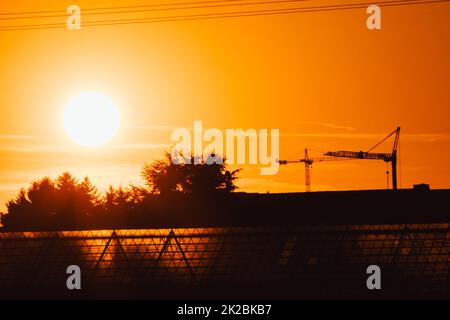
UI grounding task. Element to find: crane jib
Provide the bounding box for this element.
[324,151,393,162]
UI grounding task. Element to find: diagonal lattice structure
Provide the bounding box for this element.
[0,224,448,298]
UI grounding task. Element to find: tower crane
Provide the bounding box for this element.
[324,127,401,190]
[279,149,339,192]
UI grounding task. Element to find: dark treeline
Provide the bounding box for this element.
[0,152,240,231]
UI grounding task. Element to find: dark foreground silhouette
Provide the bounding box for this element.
[0,153,448,299]
[2,184,449,231]
[0,191,448,300]
[1,152,240,231]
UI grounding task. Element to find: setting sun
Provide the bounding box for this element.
[62,92,120,147]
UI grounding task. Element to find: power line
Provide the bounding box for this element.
[0,0,314,21]
[2,0,446,31]
[0,0,448,31]
[1,0,314,16]
[0,0,255,15]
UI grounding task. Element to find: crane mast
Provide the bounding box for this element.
[279,149,330,192]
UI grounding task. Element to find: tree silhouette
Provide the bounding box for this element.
[141,152,240,195]
[141,152,184,195]
[103,185,147,213]
[0,152,241,230]
[1,172,100,230]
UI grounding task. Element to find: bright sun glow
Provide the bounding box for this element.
[62,92,120,147]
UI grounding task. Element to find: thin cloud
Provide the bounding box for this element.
[113,143,170,150]
[319,123,357,131]
[0,142,170,153]
[127,125,179,131]
[281,132,447,142]
[281,132,381,139]
[0,145,68,153]
[0,134,34,141]
[296,121,357,131]
[0,182,27,192]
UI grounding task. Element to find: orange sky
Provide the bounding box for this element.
[1,0,450,210]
